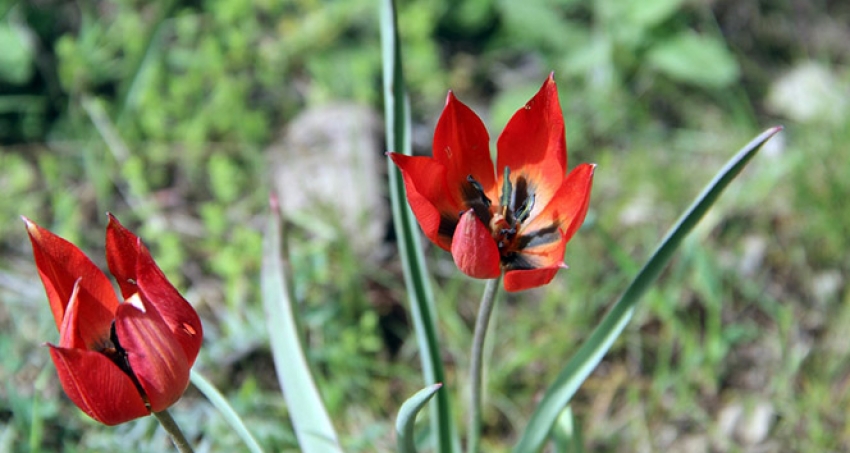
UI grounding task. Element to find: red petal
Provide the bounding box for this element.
[115,294,191,412]
[496,74,567,210]
[49,345,150,425]
[524,163,595,243]
[105,213,142,299]
[451,210,501,279]
[390,153,461,251]
[57,280,89,349]
[106,214,203,367]
[136,247,203,367]
[433,92,497,201]
[503,266,563,292]
[24,218,118,340]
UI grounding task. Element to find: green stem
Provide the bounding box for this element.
[468,275,502,453]
[153,409,194,453]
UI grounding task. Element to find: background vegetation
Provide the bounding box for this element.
[1,0,848,451]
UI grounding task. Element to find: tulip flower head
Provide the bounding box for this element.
[24,215,203,425]
[390,74,595,292]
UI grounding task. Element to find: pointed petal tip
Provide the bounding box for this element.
[21,216,35,231]
[106,213,123,230]
[269,192,279,211]
[22,217,47,242]
[445,90,456,106]
[387,152,403,165]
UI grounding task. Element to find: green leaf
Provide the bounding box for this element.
[513,127,782,453]
[0,23,34,84]
[612,0,684,30]
[646,32,740,88]
[380,1,460,452]
[261,199,343,453]
[396,383,443,453]
[189,371,265,453]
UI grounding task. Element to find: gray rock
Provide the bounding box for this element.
[268,103,387,260]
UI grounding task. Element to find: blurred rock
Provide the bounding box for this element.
[766,62,849,125]
[811,269,843,305]
[268,103,387,260]
[738,235,768,276]
[667,434,708,453]
[716,399,776,448]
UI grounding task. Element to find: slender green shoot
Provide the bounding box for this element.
[189,370,264,453]
[153,409,194,453]
[396,383,444,453]
[380,0,459,452]
[467,276,502,453]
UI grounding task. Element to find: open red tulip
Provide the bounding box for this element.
[24,214,203,425]
[390,74,595,292]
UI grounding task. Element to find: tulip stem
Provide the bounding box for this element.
[154,409,194,453]
[467,275,502,453]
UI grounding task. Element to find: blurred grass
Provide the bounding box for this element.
[0,0,848,451]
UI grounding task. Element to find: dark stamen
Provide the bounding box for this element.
[466,175,491,208]
[515,193,536,224]
[500,167,512,214]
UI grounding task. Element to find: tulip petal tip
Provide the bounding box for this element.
[269,192,280,211]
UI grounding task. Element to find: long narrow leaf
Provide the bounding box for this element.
[514,127,783,452]
[396,383,443,453]
[261,197,342,452]
[380,1,459,452]
[190,370,265,453]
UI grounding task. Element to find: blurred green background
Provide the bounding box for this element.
[1,0,848,451]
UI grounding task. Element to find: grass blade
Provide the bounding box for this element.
[396,383,443,453]
[380,1,459,452]
[189,370,265,453]
[513,127,783,453]
[261,197,342,452]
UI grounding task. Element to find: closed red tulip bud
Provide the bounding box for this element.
[25,214,203,425]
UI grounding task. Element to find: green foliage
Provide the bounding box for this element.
[0,0,847,451]
[646,32,740,88]
[0,23,34,84]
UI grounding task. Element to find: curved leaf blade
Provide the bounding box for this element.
[396,383,443,453]
[261,198,343,453]
[514,127,783,453]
